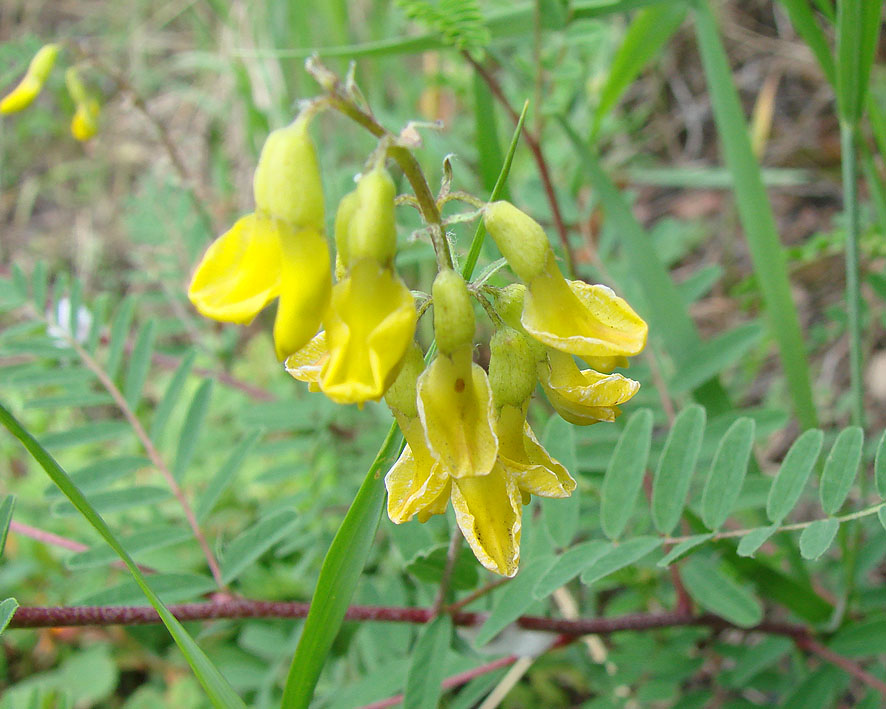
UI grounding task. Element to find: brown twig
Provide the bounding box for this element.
[464,53,576,279]
[794,634,886,698]
[446,577,511,613]
[432,530,463,616]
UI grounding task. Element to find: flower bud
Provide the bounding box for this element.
[70,98,100,141]
[384,342,425,419]
[432,269,474,356]
[347,166,397,266]
[253,116,324,231]
[64,67,87,105]
[483,201,551,282]
[333,189,359,271]
[493,284,547,363]
[0,43,60,114]
[488,327,537,408]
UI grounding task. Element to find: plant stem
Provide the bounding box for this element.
[840,121,866,429]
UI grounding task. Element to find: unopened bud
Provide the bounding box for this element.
[0,43,60,114]
[493,284,546,362]
[347,166,396,266]
[489,327,537,407]
[432,269,474,355]
[253,116,324,231]
[333,189,359,271]
[65,67,87,105]
[483,201,551,282]
[70,98,100,141]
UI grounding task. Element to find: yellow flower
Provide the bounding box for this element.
[416,344,498,479]
[385,415,451,524]
[284,331,328,392]
[70,98,100,141]
[0,44,59,115]
[538,349,640,424]
[188,214,331,359]
[320,259,417,404]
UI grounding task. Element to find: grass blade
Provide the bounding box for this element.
[835,0,882,125]
[693,0,817,429]
[777,0,836,85]
[281,423,401,708]
[0,401,244,708]
[601,409,653,539]
[652,404,706,534]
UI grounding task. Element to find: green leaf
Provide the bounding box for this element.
[819,426,863,515]
[601,409,653,539]
[173,380,213,480]
[31,261,47,311]
[402,615,452,709]
[736,524,778,558]
[66,525,192,570]
[799,518,840,560]
[150,350,196,446]
[878,506,886,533]
[723,635,793,687]
[220,510,302,585]
[781,665,848,709]
[669,322,764,394]
[652,404,706,534]
[874,430,886,498]
[75,573,217,606]
[580,536,661,586]
[0,598,19,635]
[406,544,480,591]
[123,320,156,409]
[593,2,687,131]
[25,392,114,410]
[541,415,579,546]
[105,296,136,380]
[282,423,400,708]
[474,557,556,646]
[766,428,824,523]
[196,430,261,522]
[680,556,762,627]
[40,421,130,449]
[835,0,882,124]
[693,2,817,429]
[44,456,150,499]
[828,616,886,657]
[777,0,836,86]
[533,540,610,599]
[701,418,755,530]
[396,0,490,51]
[0,495,15,557]
[0,401,244,708]
[657,533,712,568]
[52,486,170,517]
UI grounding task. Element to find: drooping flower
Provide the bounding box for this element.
[320,166,416,404]
[484,200,648,359]
[0,44,59,115]
[65,67,99,142]
[188,117,332,360]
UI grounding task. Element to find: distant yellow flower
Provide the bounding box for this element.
[188,214,331,360]
[70,98,100,141]
[320,259,416,404]
[538,349,640,424]
[0,44,59,115]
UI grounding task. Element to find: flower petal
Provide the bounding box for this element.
[539,350,641,425]
[452,465,522,577]
[522,255,648,358]
[416,347,498,479]
[273,226,332,359]
[321,260,417,404]
[188,214,282,324]
[284,331,328,391]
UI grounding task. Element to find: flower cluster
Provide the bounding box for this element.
[186,105,647,577]
[1,44,100,142]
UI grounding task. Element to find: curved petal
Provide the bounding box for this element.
[495,404,575,498]
[284,331,328,392]
[273,226,332,359]
[321,260,417,404]
[188,214,282,324]
[539,350,641,425]
[416,347,498,479]
[452,465,522,577]
[385,445,451,524]
[522,255,648,358]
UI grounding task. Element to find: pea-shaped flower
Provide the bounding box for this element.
[188,117,332,360]
[484,201,648,359]
[0,44,59,114]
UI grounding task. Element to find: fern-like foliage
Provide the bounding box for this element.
[396,0,490,52]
